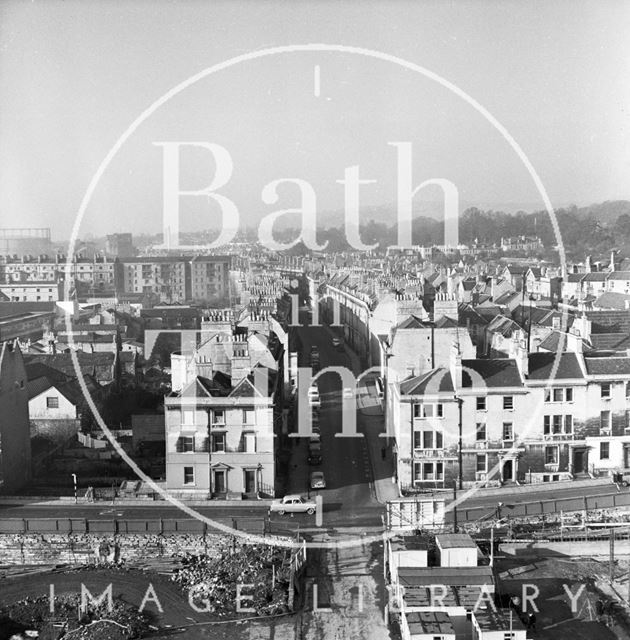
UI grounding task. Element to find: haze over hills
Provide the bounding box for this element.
[75,200,630,257]
[236,199,625,231]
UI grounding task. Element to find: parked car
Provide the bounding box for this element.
[613,471,630,487]
[310,471,326,489]
[308,441,322,455]
[332,336,342,348]
[308,452,322,465]
[308,442,322,465]
[269,494,317,515]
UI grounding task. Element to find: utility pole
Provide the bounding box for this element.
[610,529,616,581]
[453,481,458,533]
[457,397,463,490]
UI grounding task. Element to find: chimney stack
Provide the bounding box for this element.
[449,341,463,390]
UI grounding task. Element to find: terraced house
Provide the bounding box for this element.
[391,330,630,491]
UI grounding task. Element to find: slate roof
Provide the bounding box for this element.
[400,368,454,396]
[179,375,230,399]
[593,292,630,310]
[436,533,477,549]
[527,352,584,380]
[24,362,71,384]
[434,316,458,329]
[512,305,571,328]
[26,376,55,400]
[583,356,630,376]
[462,359,523,388]
[27,374,97,403]
[475,609,527,632]
[23,352,115,384]
[607,271,630,280]
[405,612,454,636]
[503,265,529,275]
[458,303,488,326]
[0,301,57,318]
[396,315,429,330]
[397,566,494,587]
[537,330,591,353]
[474,305,504,323]
[586,310,630,334]
[403,585,489,609]
[590,333,630,350]
[486,315,521,337]
[582,272,607,281]
[494,291,520,306]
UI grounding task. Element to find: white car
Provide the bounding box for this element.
[269,494,317,515]
[310,471,326,489]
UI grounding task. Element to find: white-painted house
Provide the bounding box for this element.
[28,378,79,420]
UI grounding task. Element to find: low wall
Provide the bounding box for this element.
[0,532,229,565]
[500,539,630,557]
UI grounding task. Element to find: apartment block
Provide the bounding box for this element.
[114,255,230,303]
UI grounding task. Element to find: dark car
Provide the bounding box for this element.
[308,452,322,465]
[308,442,322,465]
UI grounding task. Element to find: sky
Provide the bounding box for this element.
[1,0,629,242]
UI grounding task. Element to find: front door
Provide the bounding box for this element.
[244,469,256,494]
[624,446,630,470]
[502,459,513,482]
[213,470,226,494]
[573,450,585,474]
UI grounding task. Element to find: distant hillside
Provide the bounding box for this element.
[572,200,630,225]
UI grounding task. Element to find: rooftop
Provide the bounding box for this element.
[436,533,477,549]
[584,356,630,376]
[527,352,584,380]
[397,566,494,587]
[406,611,455,636]
[462,359,523,388]
[474,607,526,631]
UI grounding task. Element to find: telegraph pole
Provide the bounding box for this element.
[453,481,458,533]
[610,529,615,581]
[457,397,463,490]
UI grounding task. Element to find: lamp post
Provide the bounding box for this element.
[382,339,393,438]
[256,463,263,498]
[71,473,78,504]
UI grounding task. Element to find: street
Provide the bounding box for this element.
[1,317,628,535]
[289,321,376,514]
